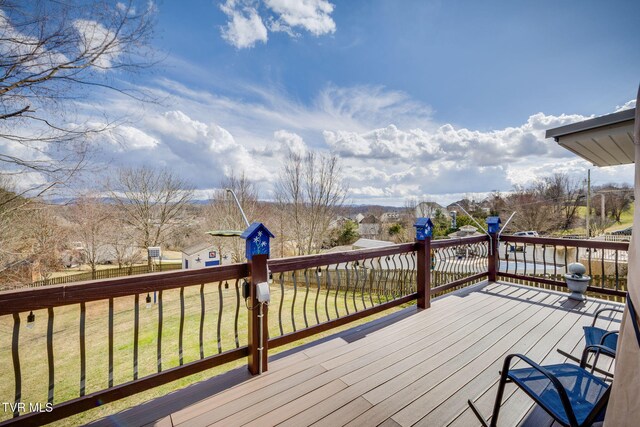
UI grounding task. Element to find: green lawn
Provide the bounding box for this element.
[559,204,633,235]
[605,203,634,232]
[0,277,412,425]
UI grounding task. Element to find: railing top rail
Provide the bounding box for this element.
[501,235,630,251]
[0,263,250,315]
[268,242,417,273]
[268,235,490,274]
[431,235,488,248]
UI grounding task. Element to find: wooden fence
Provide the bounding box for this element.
[24,263,182,289]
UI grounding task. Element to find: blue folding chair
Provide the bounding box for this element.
[580,307,623,374]
[556,307,623,377]
[468,352,610,427]
[469,297,640,427]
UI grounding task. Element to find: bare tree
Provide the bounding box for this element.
[505,184,550,233]
[108,166,195,267]
[107,217,144,269]
[275,151,347,255]
[589,216,615,237]
[595,184,634,223]
[0,0,156,194]
[542,174,584,231]
[204,171,259,262]
[68,193,111,278]
[505,173,584,234]
[404,197,418,218]
[487,191,506,216]
[24,202,67,282]
[0,176,30,283]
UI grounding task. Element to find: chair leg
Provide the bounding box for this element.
[467,400,489,427]
[489,368,510,427]
[579,347,590,369]
[591,350,602,374]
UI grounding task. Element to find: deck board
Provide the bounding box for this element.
[350,289,560,426]
[412,292,588,426]
[97,281,622,427]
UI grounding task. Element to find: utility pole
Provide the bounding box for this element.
[601,193,605,222]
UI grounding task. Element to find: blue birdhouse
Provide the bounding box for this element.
[486,216,501,234]
[413,217,434,241]
[240,222,275,260]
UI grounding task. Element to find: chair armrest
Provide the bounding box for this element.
[503,354,579,426]
[581,344,617,369]
[593,308,624,326]
[600,330,619,346]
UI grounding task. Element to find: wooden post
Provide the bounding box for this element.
[247,254,268,374]
[488,231,499,282]
[241,222,274,376]
[416,236,432,309]
[486,216,501,283]
[414,217,434,309]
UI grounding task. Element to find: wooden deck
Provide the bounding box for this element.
[94,281,623,427]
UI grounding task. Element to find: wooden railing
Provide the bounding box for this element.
[0,236,488,425]
[267,242,419,349]
[498,235,629,299]
[0,232,628,425]
[0,264,250,426]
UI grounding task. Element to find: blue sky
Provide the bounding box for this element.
[4,0,639,205]
[154,0,638,128]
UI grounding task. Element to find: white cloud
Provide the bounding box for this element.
[316,85,434,130]
[73,19,120,69]
[218,0,335,48]
[615,99,636,112]
[325,112,587,166]
[220,1,269,49]
[102,125,159,151]
[265,0,336,36]
[32,75,632,205]
[273,130,307,156]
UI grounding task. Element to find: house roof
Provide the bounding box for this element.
[360,215,380,224]
[352,238,394,249]
[182,242,214,255]
[545,108,635,167]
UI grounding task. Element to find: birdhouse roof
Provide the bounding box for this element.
[240,222,275,239]
[486,216,501,225]
[414,218,434,227]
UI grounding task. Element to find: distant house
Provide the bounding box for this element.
[94,244,141,265]
[479,199,492,214]
[358,215,380,239]
[329,215,351,229]
[415,202,444,218]
[380,211,401,223]
[182,242,220,269]
[353,213,365,223]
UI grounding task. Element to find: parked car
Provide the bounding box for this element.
[513,231,539,237]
